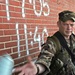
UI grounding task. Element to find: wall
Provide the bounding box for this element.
[0,0,75,74]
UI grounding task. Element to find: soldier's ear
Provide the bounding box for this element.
[57,21,60,27]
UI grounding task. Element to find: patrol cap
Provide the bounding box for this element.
[59,10,75,22]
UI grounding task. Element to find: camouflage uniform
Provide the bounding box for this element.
[35,32,75,75]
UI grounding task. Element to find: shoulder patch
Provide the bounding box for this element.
[47,36,61,52]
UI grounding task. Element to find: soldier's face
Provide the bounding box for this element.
[57,20,75,38]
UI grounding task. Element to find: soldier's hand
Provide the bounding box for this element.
[14,56,37,75]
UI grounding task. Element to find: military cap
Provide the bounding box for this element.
[59,10,75,22]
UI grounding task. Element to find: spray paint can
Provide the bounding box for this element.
[0,54,14,75]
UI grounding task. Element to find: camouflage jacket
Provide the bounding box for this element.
[35,31,75,75]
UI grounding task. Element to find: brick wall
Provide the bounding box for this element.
[0,0,75,74]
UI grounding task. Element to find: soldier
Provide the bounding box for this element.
[14,10,75,75]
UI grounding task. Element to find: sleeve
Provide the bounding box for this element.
[35,37,57,75]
